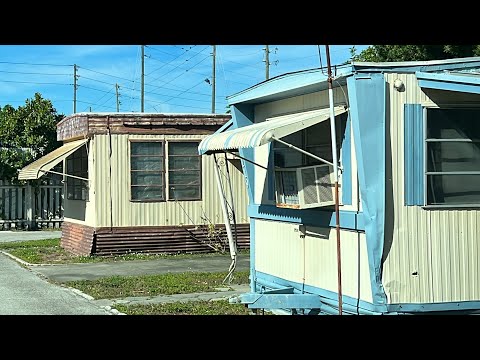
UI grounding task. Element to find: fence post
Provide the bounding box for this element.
[25,183,35,230]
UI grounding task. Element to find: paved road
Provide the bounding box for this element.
[0,230,252,314]
[0,252,112,315]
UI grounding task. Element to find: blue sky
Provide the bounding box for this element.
[0,45,370,116]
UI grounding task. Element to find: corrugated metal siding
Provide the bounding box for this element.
[93,134,249,228]
[255,219,372,303]
[94,223,250,256]
[382,73,480,304]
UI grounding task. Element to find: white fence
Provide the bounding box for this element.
[0,180,64,230]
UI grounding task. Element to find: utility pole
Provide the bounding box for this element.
[212,45,216,114]
[141,45,145,112]
[73,64,78,113]
[89,107,92,112]
[264,45,270,80]
[116,83,120,112]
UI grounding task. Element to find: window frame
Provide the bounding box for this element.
[129,139,202,203]
[129,139,166,203]
[423,105,480,208]
[272,111,347,209]
[167,140,202,202]
[66,146,89,201]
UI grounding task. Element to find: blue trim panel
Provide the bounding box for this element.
[216,118,234,133]
[404,104,424,206]
[388,301,480,314]
[253,271,385,314]
[354,61,480,74]
[267,143,275,201]
[249,219,256,293]
[235,293,324,310]
[341,112,352,205]
[247,204,364,231]
[231,104,255,204]
[198,120,235,155]
[418,79,480,95]
[347,73,388,307]
[416,70,480,95]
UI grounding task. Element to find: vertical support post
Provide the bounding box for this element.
[25,183,35,230]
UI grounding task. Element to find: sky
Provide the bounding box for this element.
[0,45,370,116]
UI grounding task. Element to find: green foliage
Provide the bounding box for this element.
[116,300,252,315]
[0,238,60,249]
[0,93,64,183]
[64,271,250,299]
[354,45,480,62]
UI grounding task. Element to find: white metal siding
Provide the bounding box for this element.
[382,73,480,304]
[92,134,249,228]
[255,219,372,303]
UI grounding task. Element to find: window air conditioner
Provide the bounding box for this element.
[297,164,336,209]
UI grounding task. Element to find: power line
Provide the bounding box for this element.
[145,45,199,77]
[0,61,73,67]
[76,100,117,111]
[0,70,70,76]
[79,75,119,86]
[144,45,178,57]
[77,84,116,94]
[147,45,210,84]
[151,53,212,89]
[78,66,136,83]
[0,79,72,85]
[80,85,116,112]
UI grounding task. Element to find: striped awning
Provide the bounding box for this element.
[18,139,88,180]
[198,106,347,154]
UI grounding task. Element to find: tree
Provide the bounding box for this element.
[0,93,64,182]
[353,45,480,62]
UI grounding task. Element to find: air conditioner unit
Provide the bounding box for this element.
[297,164,336,209]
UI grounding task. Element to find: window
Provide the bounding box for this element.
[273,112,348,208]
[130,141,201,202]
[130,141,165,201]
[168,142,201,200]
[66,146,89,201]
[425,108,480,206]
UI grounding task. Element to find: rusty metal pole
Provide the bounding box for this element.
[326,45,343,315]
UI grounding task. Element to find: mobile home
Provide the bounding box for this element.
[199,57,480,315]
[19,113,249,256]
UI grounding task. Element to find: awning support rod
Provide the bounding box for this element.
[212,154,237,276]
[271,136,343,171]
[224,151,268,170]
[38,169,90,182]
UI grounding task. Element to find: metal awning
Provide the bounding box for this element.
[18,139,88,180]
[198,106,347,155]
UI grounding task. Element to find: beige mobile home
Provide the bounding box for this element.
[18,113,249,256]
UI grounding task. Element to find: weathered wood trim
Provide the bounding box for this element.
[57,114,231,141]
